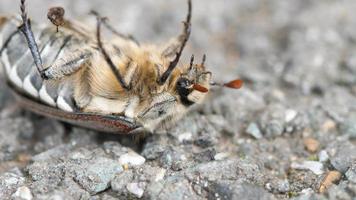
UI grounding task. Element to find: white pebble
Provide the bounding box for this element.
[12,186,33,200]
[127,182,146,198]
[300,188,314,195]
[70,152,87,160]
[119,152,146,166]
[214,152,231,161]
[154,168,166,182]
[291,161,324,175]
[178,132,193,143]
[285,109,298,123]
[318,150,329,162]
[246,123,263,139]
[5,177,21,186]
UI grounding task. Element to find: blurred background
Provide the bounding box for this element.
[1,0,356,199]
[2,0,356,90]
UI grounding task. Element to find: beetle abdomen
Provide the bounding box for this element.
[0,17,81,112]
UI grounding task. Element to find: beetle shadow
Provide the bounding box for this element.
[94,129,149,153]
[60,122,149,153]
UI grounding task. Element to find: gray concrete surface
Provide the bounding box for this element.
[1,0,356,199]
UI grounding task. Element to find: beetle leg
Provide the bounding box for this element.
[159,0,192,85]
[19,0,47,79]
[19,0,92,80]
[95,16,131,91]
[42,49,92,80]
[90,10,140,46]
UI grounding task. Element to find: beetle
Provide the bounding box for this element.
[0,0,243,134]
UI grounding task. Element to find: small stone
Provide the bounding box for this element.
[327,184,352,200]
[303,138,320,153]
[32,145,71,162]
[259,105,287,138]
[214,152,231,161]
[318,150,329,162]
[265,179,290,193]
[69,151,88,160]
[246,123,263,139]
[159,148,187,170]
[265,120,284,138]
[119,152,146,166]
[177,132,193,143]
[345,162,356,183]
[12,186,33,200]
[0,170,25,196]
[339,119,356,139]
[295,188,316,200]
[347,183,356,194]
[321,119,336,132]
[154,169,166,182]
[291,161,324,175]
[127,182,146,198]
[75,157,123,194]
[212,182,274,200]
[285,109,298,123]
[319,171,342,193]
[111,171,134,193]
[123,164,129,171]
[329,141,356,173]
[276,180,290,193]
[288,170,318,192]
[146,177,199,199]
[141,135,167,160]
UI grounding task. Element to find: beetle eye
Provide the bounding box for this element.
[176,77,191,99]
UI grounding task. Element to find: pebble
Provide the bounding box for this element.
[127,182,146,198]
[345,162,356,183]
[154,169,166,182]
[75,157,123,194]
[265,179,290,193]
[246,123,263,139]
[339,119,356,139]
[303,138,320,153]
[2,171,25,187]
[159,148,187,170]
[321,119,336,132]
[177,132,193,143]
[319,171,342,193]
[119,152,146,166]
[276,180,290,193]
[265,120,284,138]
[214,152,231,161]
[296,188,316,200]
[111,171,134,192]
[318,150,329,162]
[327,184,352,200]
[291,161,324,175]
[285,109,298,123]
[141,141,165,160]
[215,182,274,200]
[12,186,33,200]
[329,141,356,173]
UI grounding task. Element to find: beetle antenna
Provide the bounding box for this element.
[159,0,192,85]
[189,54,195,70]
[210,79,244,89]
[19,0,47,79]
[95,16,130,90]
[201,54,206,68]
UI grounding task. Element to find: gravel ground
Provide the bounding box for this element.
[1,0,356,199]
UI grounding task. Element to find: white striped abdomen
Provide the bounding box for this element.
[0,17,79,112]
